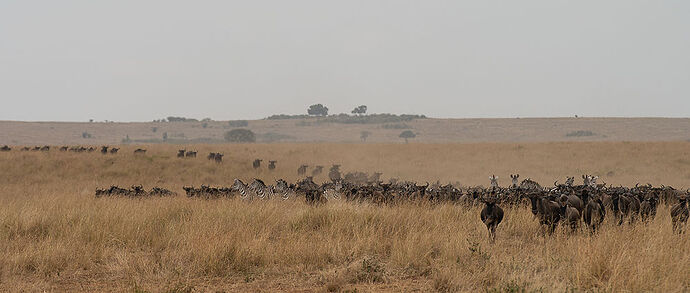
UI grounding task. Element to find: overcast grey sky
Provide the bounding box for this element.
[1,1,689,121]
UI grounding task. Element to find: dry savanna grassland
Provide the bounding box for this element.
[0,142,689,292]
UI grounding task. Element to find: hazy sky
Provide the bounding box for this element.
[1,1,689,121]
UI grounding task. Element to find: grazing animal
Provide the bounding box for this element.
[185,150,197,158]
[110,148,119,154]
[207,152,216,160]
[274,179,293,200]
[214,153,223,163]
[297,164,308,176]
[268,160,277,170]
[489,175,499,189]
[312,165,324,176]
[177,150,186,158]
[670,195,688,234]
[0,145,11,151]
[565,176,575,187]
[134,148,146,154]
[248,178,269,199]
[561,203,581,232]
[528,193,562,234]
[583,197,606,233]
[232,179,250,199]
[480,195,504,243]
[328,165,342,182]
[59,146,68,151]
[253,159,262,169]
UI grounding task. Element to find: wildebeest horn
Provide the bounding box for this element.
[635,183,639,188]
[554,181,558,187]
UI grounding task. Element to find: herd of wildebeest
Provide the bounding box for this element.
[3,144,689,241]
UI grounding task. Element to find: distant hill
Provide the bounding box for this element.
[0,117,688,145]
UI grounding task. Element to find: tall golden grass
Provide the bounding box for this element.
[0,142,688,292]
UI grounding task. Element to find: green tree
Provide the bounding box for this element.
[352,105,367,115]
[399,130,416,143]
[307,104,329,116]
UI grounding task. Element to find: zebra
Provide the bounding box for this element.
[253,159,262,169]
[248,178,269,199]
[275,179,293,200]
[322,179,343,200]
[232,179,250,200]
[312,165,324,176]
[489,175,499,189]
[298,164,308,176]
[510,174,519,189]
[565,176,575,187]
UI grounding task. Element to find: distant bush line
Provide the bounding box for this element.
[269,113,426,124]
[566,130,596,137]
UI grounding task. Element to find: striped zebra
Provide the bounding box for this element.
[489,175,499,189]
[232,179,251,200]
[322,180,343,200]
[275,179,293,200]
[248,178,270,199]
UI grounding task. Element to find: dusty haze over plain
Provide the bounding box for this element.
[1,1,689,121]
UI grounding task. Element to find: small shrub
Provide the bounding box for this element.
[228,120,249,127]
[224,129,256,143]
[566,130,595,137]
[381,123,411,129]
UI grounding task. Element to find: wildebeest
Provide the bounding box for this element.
[268,160,277,170]
[177,149,186,158]
[110,148,119,154]
[480,194,504,243]
[59,146,68,151]
[312,165,324,176]
[101,146,108,154]
[253,159,262,169]
[214,153,223,163]
[528,193,562,234]
[0,145,10,151]
[670,194,688,234]
[297,164,308,176]
[134,148,146,154]
[612,192,640,225]
[561,203,581,232]
[328,165,342,182]
[185,150,197,158]
[583,196,606,233]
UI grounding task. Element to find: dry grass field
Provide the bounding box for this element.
[0,142,689,292]
[1,117,689,145]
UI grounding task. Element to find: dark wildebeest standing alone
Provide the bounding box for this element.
[101,146,108,154]
[328,165,342,182]
[134,148,146,154]
[312,165,324,176]
[297,165,308,176]
[253,159,262,169]
[177,150,185,158]
[480,194,504,243]
[670,194,688,234]
[268,160,277,170]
